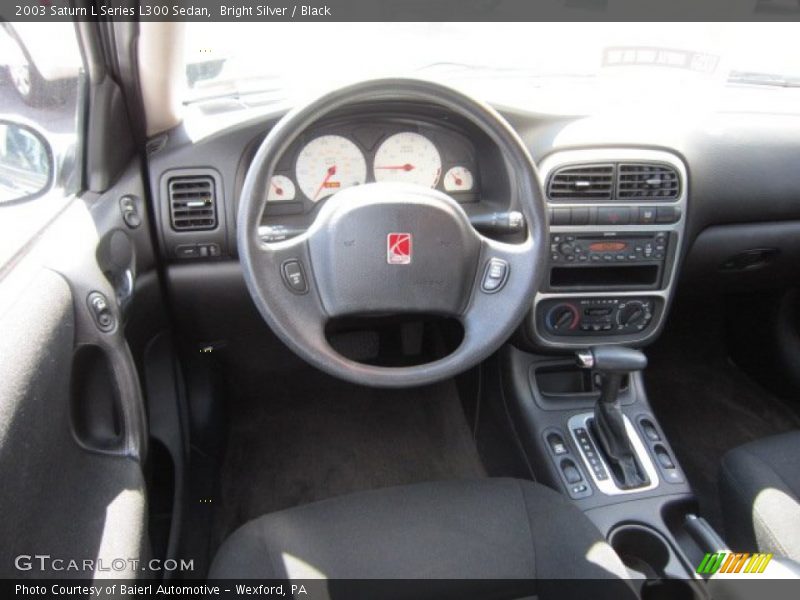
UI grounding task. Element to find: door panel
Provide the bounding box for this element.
[0,263,147,578]
[0,19,155,580]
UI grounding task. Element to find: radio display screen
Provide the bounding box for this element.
[589,241,628,252]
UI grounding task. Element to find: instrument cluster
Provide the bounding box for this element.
[264,119,480,210]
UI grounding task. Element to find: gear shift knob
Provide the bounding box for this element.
[576,346,647,374]
[576,345,649,489]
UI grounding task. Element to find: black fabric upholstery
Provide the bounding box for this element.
[719,430,800,561]
[210,478,634,599]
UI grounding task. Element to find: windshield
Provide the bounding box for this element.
[183,22,800,114]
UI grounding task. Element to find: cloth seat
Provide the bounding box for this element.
[719,430,800,561]
[209,477,634,599]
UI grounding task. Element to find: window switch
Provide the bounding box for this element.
[655,445,675,469]
[561,460,583,484]
[547,433,568,456]
[640,418,661,442]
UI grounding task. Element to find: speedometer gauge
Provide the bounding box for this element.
[373,132,441,188]
[296,135,367,201]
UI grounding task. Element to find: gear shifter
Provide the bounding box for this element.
[576,346,649,490]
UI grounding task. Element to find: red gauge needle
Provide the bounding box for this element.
[376,163,415,171]
[451,172,463,186]
[313,165,337,200]
[271,182,284,196]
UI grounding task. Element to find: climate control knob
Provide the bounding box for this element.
[617,300,650,328]
[547,303,580,332]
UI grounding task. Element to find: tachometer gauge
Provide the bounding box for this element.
[295,135,367,202]
[267,175,296,201]
[373,132,441,188]
[443,166,474,192]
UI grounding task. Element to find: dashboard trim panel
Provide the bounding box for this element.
[531,148,688,349]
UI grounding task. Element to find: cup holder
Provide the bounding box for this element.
[609,525,670,578]
[609,524,695,600]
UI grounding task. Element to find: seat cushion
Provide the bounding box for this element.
[719,430,800,560]
[209,478,634,599]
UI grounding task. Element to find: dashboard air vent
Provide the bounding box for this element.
[168,176,217,231]
[548,164,614,200]
[617,163,680,200]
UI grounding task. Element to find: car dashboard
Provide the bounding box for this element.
[147,95,800,352]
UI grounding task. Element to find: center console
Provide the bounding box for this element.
[528,148,687,349]
[494,149,723,596]
[496,344,711,598]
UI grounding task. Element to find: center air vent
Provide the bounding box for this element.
[617,163,680,200]
[548,164,614,200]
[168,176,217,231]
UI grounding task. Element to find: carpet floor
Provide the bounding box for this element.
[212,369,486,547]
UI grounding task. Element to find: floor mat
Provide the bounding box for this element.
[645,300,800,535]
[213,369,486,548]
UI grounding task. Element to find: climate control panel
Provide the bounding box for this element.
[539,297,657,337]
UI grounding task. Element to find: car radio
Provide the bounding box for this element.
[546,231,673,291]
[549,232,668,265]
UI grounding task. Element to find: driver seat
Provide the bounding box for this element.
[209,478,635,599]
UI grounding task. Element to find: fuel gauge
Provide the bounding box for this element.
[267,175,296,201]
[444,166,474,192]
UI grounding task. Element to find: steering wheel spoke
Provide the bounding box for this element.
[461,233,537,346]
[248,234,330,352]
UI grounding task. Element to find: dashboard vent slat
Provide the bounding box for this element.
[617,163,680,200]
[548,164,614,200]
[168,176,217,231]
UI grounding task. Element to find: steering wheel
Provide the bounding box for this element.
[238,78,547,387]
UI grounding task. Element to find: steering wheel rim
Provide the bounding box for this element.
[238,78,547,388]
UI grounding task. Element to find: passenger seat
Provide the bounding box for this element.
[719,430,800,561]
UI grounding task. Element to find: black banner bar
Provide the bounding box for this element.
[5,578,800,600]
[2,0,800,23]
